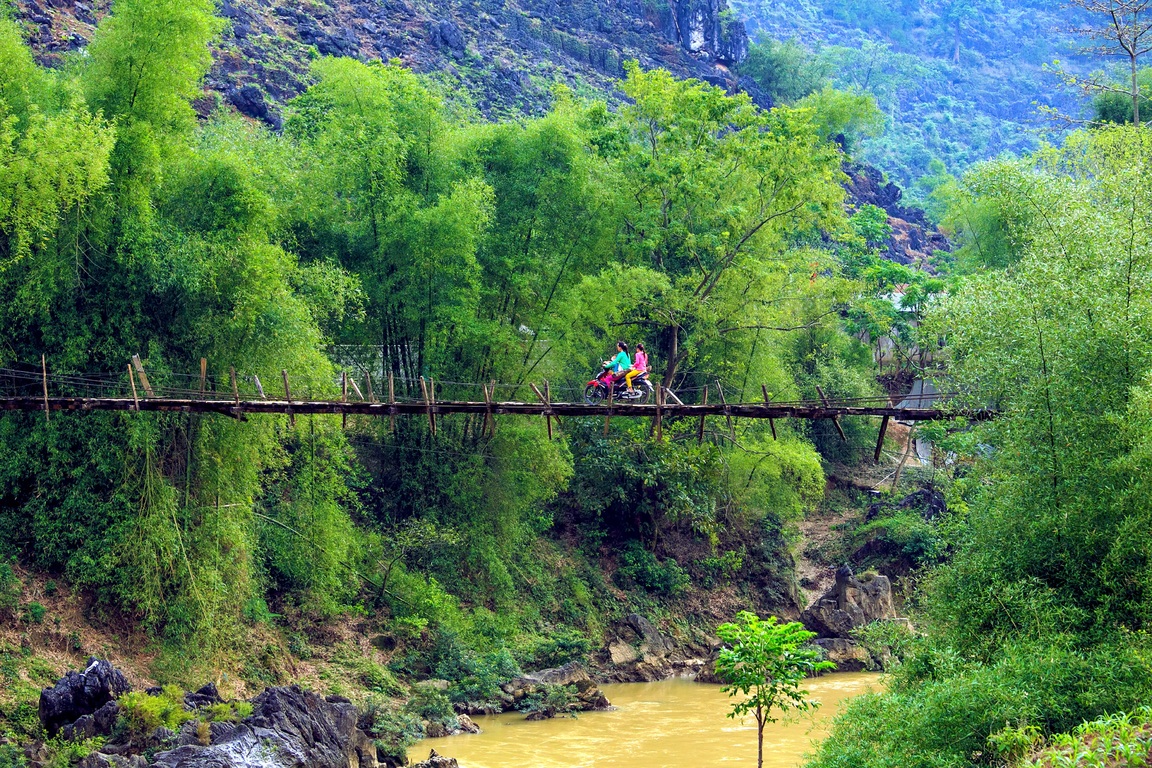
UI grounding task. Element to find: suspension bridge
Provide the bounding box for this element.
[0,357,993,453]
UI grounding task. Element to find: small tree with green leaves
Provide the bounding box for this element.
[715,611,834,768]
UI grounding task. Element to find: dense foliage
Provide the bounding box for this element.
[808,125,1152,768]
[0,0,881,695]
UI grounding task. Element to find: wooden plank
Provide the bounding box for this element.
[698,385,708,444]
[282,370,295,427]
[131,355,155,397]
[254,374,266,399]
[762,384,777,441]
[816,385,848,443]
[874,415,890,463]
[199,358,207,396]
[349,377,364,401]
[664,387,684,406]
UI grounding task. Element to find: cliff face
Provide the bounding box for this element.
[13,0,750,122]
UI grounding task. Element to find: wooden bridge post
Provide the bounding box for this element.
[530,383,552,440]
[762,384,777,441]
[132,355,155,397]
[341,371,348,429]
[816,386,848,443]
[420,377,436,436]
[364,371,374,403]
[874,415,890,463]
[128,364,139,413]
[655,382,663,442]
[41,355,49,422]
[388,373,395,433]
[199,358,207,396]
[697,385,708,444]
[716,380,733,441]
[604,386,614,437]
[282,370,295,428]
[482,382,493,437]
[230,367,239,405]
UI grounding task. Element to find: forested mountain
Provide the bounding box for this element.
[732,0,1093,193]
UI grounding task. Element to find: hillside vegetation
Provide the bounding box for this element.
[807,124,1152,768]
[732,0,1092,196]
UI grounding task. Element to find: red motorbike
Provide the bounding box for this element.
[583,368,653,404]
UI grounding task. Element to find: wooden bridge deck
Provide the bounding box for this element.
[0,396,992,422]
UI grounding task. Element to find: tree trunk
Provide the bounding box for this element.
[1132,52,1141,127]
[757,708,765,768]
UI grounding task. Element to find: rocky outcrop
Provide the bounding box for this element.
[39,658,131,737]
[801,566,896,639]
[502,662,612,714]
[150,686,378,768]
[12,0,754,122]
[845,163,951,270]
[664,0,748,64]
[598,613,715,683]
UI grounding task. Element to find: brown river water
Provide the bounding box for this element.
[411,672,881,768]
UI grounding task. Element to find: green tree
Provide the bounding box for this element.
[716,611,834,768]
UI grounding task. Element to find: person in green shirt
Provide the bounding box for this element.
[603,341,632,386]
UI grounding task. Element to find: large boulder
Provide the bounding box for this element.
[801,566,896,638]
[812,639,875,672]
[150,686,377,768]
[411,751,457,768]
[39,658,132,737]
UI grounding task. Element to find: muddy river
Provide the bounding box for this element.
[411,672,881,767]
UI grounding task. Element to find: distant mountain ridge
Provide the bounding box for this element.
[13,0,757,121]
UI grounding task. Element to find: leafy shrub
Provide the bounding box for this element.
[355,659,403,697]
[850,620,915,670]
[360,697,423,765]
[0,744,25,768]
[615,543,690,596]
[203,701,253,723]
[699,549,745,588]
[403,686,456,727]
[524,629,593,669]
[439,645,520,706]
[518,683,579,719]
[39,738,105,768]
[0,563,20,618]
[22,602,45,624]
[1022,706,1152,767]
[116,685,194,740]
